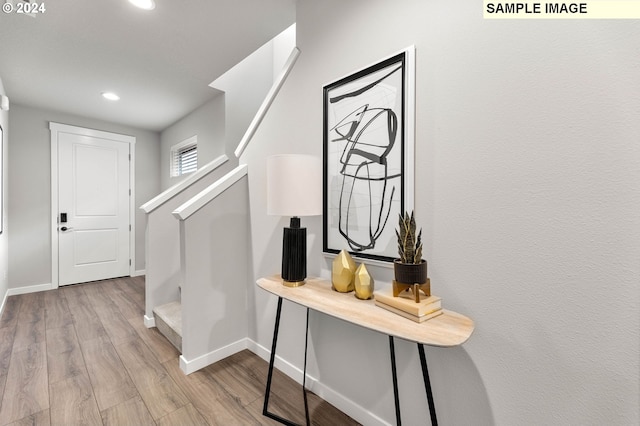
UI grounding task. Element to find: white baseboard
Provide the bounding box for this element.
[144,314,156,328]
[132,269,146,277]
[180,338,248,375]
[247,338,306,383]
[0,290,8,322]
[308,373,390,426]
[7,283,54,296]
[246,339,390,426]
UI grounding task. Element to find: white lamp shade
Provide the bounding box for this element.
[267,154,322,217]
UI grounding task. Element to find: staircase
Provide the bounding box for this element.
[153,301,182,351]
[140,24,299,374]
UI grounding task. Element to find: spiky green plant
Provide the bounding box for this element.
[396,211,423,264]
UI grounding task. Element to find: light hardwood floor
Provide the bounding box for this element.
[0,277,359,425]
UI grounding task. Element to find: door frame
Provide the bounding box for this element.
[50,122,136,289]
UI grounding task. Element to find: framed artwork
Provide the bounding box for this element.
[0,124,3,234]
[323,47,415,263]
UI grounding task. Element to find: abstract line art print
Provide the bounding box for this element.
[323,48,415,263]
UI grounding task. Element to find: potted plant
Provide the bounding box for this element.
[394,211,428,288]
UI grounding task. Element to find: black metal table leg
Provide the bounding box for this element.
[264,297,439,426]
[389,336,402,425]
[263,297,310,426]
[418,343,438,426]
[263,297,298,426]
[302,308,310,425]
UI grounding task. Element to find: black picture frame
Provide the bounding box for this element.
[323,47,415,263]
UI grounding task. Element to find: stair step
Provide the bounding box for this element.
[153,301,182,352]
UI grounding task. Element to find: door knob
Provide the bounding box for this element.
[60,226,73,231]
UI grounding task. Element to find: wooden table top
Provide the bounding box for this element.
[257,276,475,348]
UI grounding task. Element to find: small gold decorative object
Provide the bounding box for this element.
[354,263,374,300]
[393,279,431,302]
[332,250,356,292]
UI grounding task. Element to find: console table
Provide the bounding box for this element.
[257,275,474,426]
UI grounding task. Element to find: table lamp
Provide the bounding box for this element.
[267,154,322,287]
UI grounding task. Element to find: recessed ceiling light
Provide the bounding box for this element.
[128,0,156,10]
[102,92,120,101]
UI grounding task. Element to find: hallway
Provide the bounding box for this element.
[0,277,358,425]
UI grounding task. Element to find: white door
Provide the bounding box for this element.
[57,130,131,286]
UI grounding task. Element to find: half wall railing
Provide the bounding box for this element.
[141,41,300,374]
[140,154,234,327]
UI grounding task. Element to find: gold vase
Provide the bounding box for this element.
[332,250,356,292]
[354,263,374,300]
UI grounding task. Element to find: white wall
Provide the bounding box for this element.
[242,1,640,425]
[211,36,278,157]
[159,28,288,189]
[160,94,226,190]
[8,104,160,289]
[179,176,249,372]
[0,77,8,313]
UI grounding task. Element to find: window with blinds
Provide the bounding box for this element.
[170,136,198,177]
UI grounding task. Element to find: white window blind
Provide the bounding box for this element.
[170,136,197,177]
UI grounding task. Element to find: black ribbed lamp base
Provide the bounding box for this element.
[281,217,306,286]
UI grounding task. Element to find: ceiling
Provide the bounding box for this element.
[0,0,296,131]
